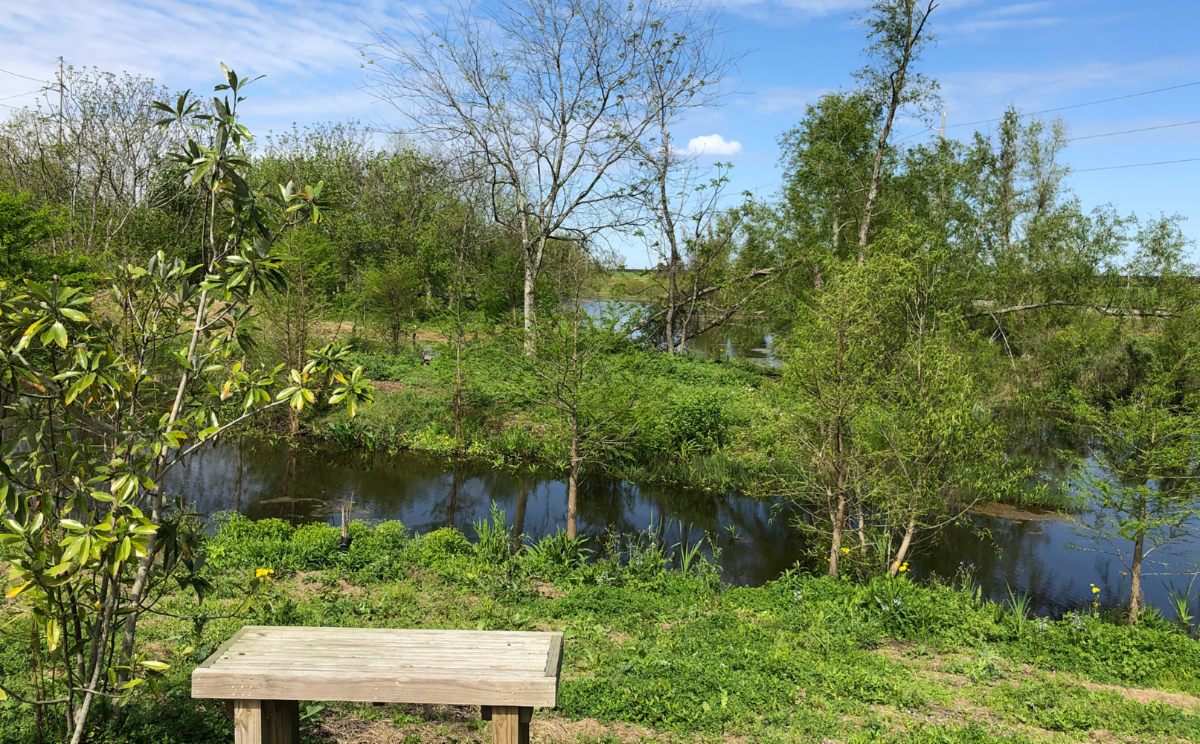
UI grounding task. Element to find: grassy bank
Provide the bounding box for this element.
[305,340,1068,510]
[5,515,1197,743]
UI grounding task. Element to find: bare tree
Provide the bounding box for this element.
[0,67,199,256]
[854,0,939,261]
[633,12,738,354]
[364,0,725,353]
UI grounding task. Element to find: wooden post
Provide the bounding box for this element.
[234,700,300,744]
[491,706,520,744]
[233,700,262,744]
[519,706,532,744]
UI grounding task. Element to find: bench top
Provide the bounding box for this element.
[191,626,564,707]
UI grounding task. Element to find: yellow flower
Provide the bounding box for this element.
[1091,587,1100,594]
[255,568,274,580]
[840,547,850,554]
[898,564,908,573]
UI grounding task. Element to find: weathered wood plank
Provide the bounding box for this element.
[200,627,250,670]
[544,634,563,677]
[193,627,562,708]
[193,670,558,706]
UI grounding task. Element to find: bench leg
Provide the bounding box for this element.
[233,700,300,744]
[490,706,531,744]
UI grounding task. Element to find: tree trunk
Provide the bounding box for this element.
[857,1,933,262]
[665,254,678,355]
[1129,528,1146,624]
[523,251,537,356]
[454,335,463,445]
[567,412,580,540]
[889,517,917,576]
[829,489,846,577]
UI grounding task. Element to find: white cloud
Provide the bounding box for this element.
[685,133,743,156]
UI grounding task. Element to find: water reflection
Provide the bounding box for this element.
[169,433,1200,617]
[169,442,802,587]
[580,300,779,366]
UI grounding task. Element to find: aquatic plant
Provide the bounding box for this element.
[1006,583,1033,633]
[1165,575,1198,632]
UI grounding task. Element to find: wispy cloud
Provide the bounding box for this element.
[0,0,404,126]
[716,0,866,24]
[746,85,832,116]
[942,0,1065,35]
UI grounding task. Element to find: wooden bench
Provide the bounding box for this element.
[192,626,564,744]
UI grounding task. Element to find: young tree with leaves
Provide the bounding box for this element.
[0,66,372,742]
[1071,360,1200,624]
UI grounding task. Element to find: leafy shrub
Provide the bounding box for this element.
[524,530,592,579]
[473,502,512,565]
[408,528,473,567]
[664,390,732,453]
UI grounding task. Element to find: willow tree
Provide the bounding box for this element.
[855,0,939,260]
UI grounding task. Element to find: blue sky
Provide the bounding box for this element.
[2,0,1197,267]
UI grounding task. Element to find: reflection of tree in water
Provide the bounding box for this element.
[1003,413,1089,495]
[919,516,1085,615]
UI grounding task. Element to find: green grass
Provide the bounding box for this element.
[305,339,1064,511]
[5,515,1196,743]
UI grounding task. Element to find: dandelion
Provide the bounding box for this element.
[840,547,850,554]
[898,562,909,573]
[1091,586,1100,595]
[255,568,274,580]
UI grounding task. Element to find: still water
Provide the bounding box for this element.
[168,440,1198,618]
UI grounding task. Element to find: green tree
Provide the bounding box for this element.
[787,257,905,576]
[0,188,65,277]
[1071,361,1200,624]
[0,66,372,742]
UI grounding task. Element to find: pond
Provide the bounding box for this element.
[580,299,780,366]
[168,439,1200,619]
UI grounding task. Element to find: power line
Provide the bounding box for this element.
[1067,119,1200,142]
[0,66,49,84]
[0,88,45,102]
[0,28,55,61]
[957,42,1200,108]
[1073,157,1200,173]
[948,80,1200,130]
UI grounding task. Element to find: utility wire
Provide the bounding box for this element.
[0,29,55,61]
[957,42,1200,108]
[947,81,1200,130]
[0,66,49,84]
[1067,119,1200,142]
[895,81,1200,145]
[0,88,45,102]
[1073,158,1200,173]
